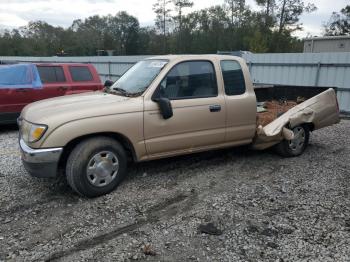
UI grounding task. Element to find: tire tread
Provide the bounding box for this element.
[66,136,127,197]
[275,125,310,157]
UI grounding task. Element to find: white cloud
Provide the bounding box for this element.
[0,13,27,27]
[294,0,348,37]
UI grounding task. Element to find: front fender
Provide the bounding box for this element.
[40,112,146,160]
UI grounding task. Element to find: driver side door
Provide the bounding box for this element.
[144,60,226,158]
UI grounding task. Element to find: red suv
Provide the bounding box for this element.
[0,63,103,124]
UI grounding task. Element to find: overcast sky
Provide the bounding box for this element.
[0,0,348,38]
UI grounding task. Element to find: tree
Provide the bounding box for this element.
[224,0,249,50]
[189,6,230,53]
[324,5,350,36]
[254,0,316,51]
[225,0,246,27]
[20,21,68,55]
[173,0,193,31]
[70,15,108,55]
[255,0,316,33]
[249,31,268,52]
[107,12,140,55]
[276,0,316,34]
[153,0,173,53]
[173,0,193,52]
[0,1,310,56]
[255,0,276,28]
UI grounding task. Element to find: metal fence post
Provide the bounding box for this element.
[108,62,111,79]
[314,62,321,86]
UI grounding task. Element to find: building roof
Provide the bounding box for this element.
[304,35,350,41]
[146,54,242,62]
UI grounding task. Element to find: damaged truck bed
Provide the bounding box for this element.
[253,87,340,150]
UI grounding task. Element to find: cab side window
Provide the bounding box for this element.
[69,66,93,82]
[160,61,218,99]
[37,66,66,83]
[220,60,246,96]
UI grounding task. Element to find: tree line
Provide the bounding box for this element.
[0,1,348,56]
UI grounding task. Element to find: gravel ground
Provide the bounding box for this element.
[0,120,349,262]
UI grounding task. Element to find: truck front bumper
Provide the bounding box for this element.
[20,139,63,178]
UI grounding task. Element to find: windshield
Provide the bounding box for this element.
[110,59,168,95]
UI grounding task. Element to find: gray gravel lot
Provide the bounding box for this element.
[0,120,349,262]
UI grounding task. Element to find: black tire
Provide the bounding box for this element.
[66,136,127,197]
[275,125,310,157]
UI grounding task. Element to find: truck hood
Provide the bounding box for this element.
[21,91,144,125]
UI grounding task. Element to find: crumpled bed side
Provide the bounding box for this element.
[253,88,340,150]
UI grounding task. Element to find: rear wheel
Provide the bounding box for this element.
[66,136,127,197]
[275,125,310,157]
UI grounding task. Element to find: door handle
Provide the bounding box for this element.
[209,105,221,112]
[58,86,68,91]
[15,88,28,92]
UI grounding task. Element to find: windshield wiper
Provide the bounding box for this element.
[108,87,133,97]
[113,87,129,95]
[109,87,144,97]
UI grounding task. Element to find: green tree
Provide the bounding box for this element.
[173,0,193,52]
[249,31,268,53]
[153,0,173,53]
[254,0,316,52]
[276,0,316,34]
[70,15,108,55]
[224,0,250,50]
[19,21,69,55]
[324,5,350,36]
[0,1,312,56]
[255,0,316,33]
[255,0,276,28]
[106,12,140,55]
[192,6,230,53]
[173,0,193,31]
[225,0,246,27]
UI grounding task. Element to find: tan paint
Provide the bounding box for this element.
[20,55,340,163]
[143,57,225,156]
[253,88,340,150]
[219,58,257,143]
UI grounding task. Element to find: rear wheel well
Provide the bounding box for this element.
[58,132,136,173]
[301,122,315,132]
[287,122,314,132]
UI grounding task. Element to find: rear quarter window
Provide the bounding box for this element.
[220,60,246,96]
[69,66,93,82]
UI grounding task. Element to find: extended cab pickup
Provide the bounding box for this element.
[18,55,340,197]
[0,63,103,124]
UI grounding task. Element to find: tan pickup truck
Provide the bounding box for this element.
[18,55,340,197]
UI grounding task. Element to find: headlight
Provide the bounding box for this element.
[20,120,47,143]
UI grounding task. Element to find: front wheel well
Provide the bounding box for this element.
[57,132,136,172]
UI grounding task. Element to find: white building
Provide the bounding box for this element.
[304,35,350,53]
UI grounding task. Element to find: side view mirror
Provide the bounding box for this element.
[154,96,173,120]
[104,79,114,88]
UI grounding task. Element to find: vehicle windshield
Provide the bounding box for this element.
[109,59,168,96]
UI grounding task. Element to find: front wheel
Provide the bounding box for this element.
[66,136,127,197]
[275,125,310,157]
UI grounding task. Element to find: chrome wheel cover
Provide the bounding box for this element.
[86,151,119,187]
